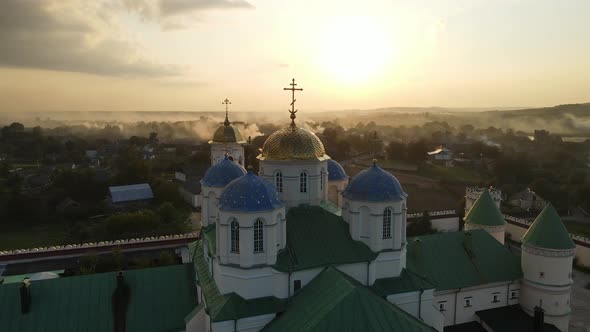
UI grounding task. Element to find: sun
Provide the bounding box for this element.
[316,16,393,84]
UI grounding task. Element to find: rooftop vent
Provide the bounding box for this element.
[19,277,31,314]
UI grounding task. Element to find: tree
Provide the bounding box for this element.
[407,211,437,236]
[386,141,406,161]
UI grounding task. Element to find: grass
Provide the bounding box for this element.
[564,221,590,238]
[416,164,485,185]
[0,223,68,250]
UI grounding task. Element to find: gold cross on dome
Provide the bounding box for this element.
[222,98,231,126]
[283,78,303,129]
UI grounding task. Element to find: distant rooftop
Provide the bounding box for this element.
[109,183,153,203]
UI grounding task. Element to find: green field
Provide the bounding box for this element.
[0,224,68,251]
[564,222,590,238]
[417,164,485,185]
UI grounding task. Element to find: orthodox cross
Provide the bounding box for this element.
[222,98,231,126]
[283,78,303,129]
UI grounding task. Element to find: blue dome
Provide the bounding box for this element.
[219,171,283,212]
[201,157,247,188]
[342,163,407,202]
[327,159,348,181]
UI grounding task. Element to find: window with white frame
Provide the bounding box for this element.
[254,219,264,253]
[230,219,239,253]
[382,208,392,239]
[464,297,472,307]
[300,172,307,193]
[275,171,283,193]
[492,293,500,303]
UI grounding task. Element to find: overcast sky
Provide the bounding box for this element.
[0,0,589,112]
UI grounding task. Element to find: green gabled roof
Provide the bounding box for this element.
[262,267,434,332]
[371,268,435,297]
[274,206,377,272]
[406,230,522,291]
[191,240,286,322]
[521,203,575,250]
[464,189,506,227]
[0,264,197,332]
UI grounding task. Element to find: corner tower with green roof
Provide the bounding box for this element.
[464,189,507,244]
[520,203,575,332]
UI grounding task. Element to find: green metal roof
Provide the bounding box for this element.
[0,264,197,332]
[202,224,217,255]
[190,240,286,322]
[372,268,435,297]
[521,203,575,250]
[320,200,342,216]
[464,189,506,227]
[274,206,377,272]
[406,230,522,291]
[262,267,434,332]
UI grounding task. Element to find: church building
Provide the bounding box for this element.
[191,79,575,332]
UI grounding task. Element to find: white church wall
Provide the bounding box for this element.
[520,281,572,332]
[387,289,435,323]
[259,160,328,208]
[336,262,369,285]
[373,249,406,280]
[434,291,457,327]
[453,283,512,325]
[185,305,208,332]
[327,179,348,207]
[211,314,276,332]
[214,262,289,300]
[210,143,244,166]
[521,248,574,286]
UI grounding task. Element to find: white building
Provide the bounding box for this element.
[188,81,574,332]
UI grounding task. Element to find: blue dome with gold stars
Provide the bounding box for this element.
[342,163,407,202]
[201,157,247,188]
[327,159,348,181]
[219,171,283,212]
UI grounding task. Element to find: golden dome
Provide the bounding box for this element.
[210,111,245,143]
[260,126,327,160]
[212,124,244,143]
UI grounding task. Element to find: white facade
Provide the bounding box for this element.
[216,208,287,268]
[258,160,328,208]
[342,198,407,255]
[520,244,574,332]
[210,142,244,166]
[327,178,348,207]
[201,186,225,227]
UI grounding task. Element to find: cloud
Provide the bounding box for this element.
[159,0,254,16]
[0,1,182,77]
[121,0,254,29]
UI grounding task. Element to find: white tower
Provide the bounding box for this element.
[257,79,330,208]
[341,161,408,279]
[520,203,575,332]
[200,157,246,227]
[216,170,286,268]
[327,159,349,207]
[209,98,246,165]
[464,189,507,244]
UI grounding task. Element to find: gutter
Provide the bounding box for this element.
[418,288,424,320]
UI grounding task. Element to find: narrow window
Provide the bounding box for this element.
[510,290,519,299]
[275,172,283,193]
[294,280,302,292]
[438,302,446,312]
[300,172,307,193]
[464,297,472,307]
[492,293,500,303]
[320,168,324,190]
[383,208,392,239]
[254,219,264,253]
[230,219,239,253]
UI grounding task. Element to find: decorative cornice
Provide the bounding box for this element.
[521,243,575,257]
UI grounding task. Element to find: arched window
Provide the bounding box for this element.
[230,219,240,253]
[275,171,283,193]
[320,168,325,190]
[383,208,392,239]
[254,219,264,253]
[300,171,308,193]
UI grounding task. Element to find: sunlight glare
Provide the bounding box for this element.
[316,16,393,85]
